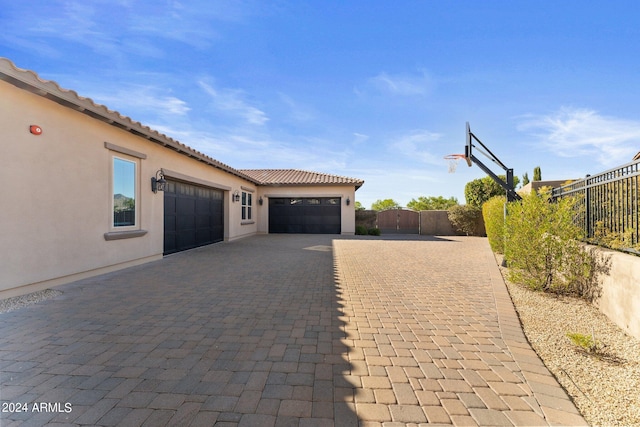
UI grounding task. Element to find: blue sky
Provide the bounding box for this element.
[3,1,640,208]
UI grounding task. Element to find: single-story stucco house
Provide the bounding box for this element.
[1,58,364,299]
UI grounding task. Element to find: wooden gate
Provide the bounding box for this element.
[377,208,420,234]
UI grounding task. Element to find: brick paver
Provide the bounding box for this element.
[0,234,586,425]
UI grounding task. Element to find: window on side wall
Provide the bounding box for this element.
[242,191,252,220]
[113,156,137,228]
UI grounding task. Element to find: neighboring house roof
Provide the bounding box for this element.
[0,57,363,189]
[240,169,364,189]
[634,152,640,161]
[519,179,576,195]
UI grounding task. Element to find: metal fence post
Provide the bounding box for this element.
[584,174,591,239]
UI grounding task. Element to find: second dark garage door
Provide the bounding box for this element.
[164,180,224,254]
[269,197,341,234]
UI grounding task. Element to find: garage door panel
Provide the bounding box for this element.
[164,234,176,251]
[305,215,323,225]
[269,197,341,234]
[177,215,196,231]
[177,197,195,215]
[196,198,211,213]
[164,180,224,254]
[176,231,196,250]
[325,216,341,226]
[196,229,212,245]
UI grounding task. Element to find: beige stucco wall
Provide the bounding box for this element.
[256,187,357,235]
[597,248,640,341]
[0,80,260,297]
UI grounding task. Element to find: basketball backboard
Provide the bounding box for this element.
[463,122,521,201]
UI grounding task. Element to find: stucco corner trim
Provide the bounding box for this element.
[104,230,148,241]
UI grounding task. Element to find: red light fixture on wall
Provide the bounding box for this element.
[30,125,43,135]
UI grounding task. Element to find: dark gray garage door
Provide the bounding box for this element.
[269,197,341,234]
[164,180,224,254]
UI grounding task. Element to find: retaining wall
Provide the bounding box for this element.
[597,248,640,341]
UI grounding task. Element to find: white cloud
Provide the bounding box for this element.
[0,0,256,59]
[390,130,443,165]
[199,81,269,126]
[353,133,369,144]
[518,107,640,167]
[368,71,434,96]
[89,85,191,117]
[277,93,315,122]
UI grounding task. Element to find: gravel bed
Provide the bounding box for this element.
[498,255,640,427]
[0,289,62,314]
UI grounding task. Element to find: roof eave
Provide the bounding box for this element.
[0,58,259,184]
[256,181,364,190]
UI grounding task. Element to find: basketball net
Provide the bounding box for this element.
[444,154,466,173]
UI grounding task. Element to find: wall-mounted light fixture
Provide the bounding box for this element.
[232,190,240,202]
[345,197,351,206]
[151,169,167,193]
[258,197,264,205]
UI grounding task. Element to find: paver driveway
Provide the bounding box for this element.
[0,234,585,426]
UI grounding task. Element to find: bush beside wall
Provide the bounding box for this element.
[504,190,607,301]
[447,205,483,236]
[355,210,377,230]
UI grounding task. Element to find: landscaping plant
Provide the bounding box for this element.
[566,332,599,354]
[448,204,482,236]
[482,195,506,253]
[504,189,606,301]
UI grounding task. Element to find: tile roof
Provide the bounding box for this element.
[240,169,364,189]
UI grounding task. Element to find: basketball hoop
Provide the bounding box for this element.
[444,154,467,173]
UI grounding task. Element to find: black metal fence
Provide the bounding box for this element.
[114,209,135,227]
[552,159,640,250]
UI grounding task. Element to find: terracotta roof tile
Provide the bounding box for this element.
[240,169,364,189]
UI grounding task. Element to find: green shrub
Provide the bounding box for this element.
[593,221,640,252]
[355,225,368,235]
[566,332,599,353]
[504,190,607,301]
[367,227,381,236]
[483,196,506,253]
[448,205,482,236]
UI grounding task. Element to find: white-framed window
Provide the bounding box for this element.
[103,142,147,241]
[242,191,252,220]
[112,156,138,228]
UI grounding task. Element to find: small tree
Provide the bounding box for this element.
[371,199,400,211]
[522,172,530,186]
[407,196,458,211]
[465,175,520,207]
[533,166,542,181]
